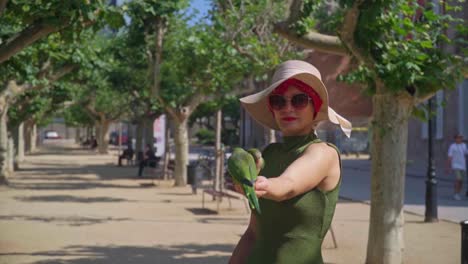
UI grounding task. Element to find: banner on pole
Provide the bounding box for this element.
[153,115,166,157]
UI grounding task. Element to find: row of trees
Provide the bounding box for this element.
[0,0,301,183]
[1,1,466,263]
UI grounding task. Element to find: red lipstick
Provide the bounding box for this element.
[282,117,297,122]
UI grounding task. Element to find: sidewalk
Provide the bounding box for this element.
[340,156,468,223]
[0,143,461,264]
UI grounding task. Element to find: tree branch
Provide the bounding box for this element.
[0,0,8,16]
[37,60,53,79]
[232,43,261,63]
[186,91,205,117]
[46,63,77,82]
[337,0,374,66]
[84,104,100,120]
[285,0,303,25]
[0,21,58,64]
[229,75,258,96]
[152,16,166,97]
[28,63,78,92]
[273,21,348,55]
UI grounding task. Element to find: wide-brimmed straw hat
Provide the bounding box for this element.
[240,60,352,137]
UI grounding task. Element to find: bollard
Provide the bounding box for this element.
[462,220,468,264]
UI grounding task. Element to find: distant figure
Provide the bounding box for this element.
[137,144,159,177]
[446,133,468,200]
[118,145,134,166]
[90,137,98,150]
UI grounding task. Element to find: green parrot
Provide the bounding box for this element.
[227,147,262,215]
[247,148,265,173]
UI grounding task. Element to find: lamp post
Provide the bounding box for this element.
[425,97,438,222]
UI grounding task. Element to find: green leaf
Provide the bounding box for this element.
[420,40,433,49]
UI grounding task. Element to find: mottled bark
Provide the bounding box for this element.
[366,92,414,264]
[13,122,24,170]
[163,121,171,180]
[0,106,9,184]
[30,123,37,152]
[6,132,14,174]
[173,118,188,186]
[215,110,222,192]
[0,22,57,64]
[96,119,110,154]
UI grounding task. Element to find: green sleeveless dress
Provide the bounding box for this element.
[247,133,341,264]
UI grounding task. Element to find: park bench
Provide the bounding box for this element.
[201,176,250,214]
[202,188,250,214]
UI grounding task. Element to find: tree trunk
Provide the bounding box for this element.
[86,126,91,140]
[0,106,9,184]
[145,117,154,149]
[366,92,414,264]
[24,120,31,153]
[13,123,24,170]
[31,123,37,152]
[75,127,81,144]
[24,120,36,153]
[96,119,110,154]
[173,117,188,186]
[215,109,222,192]
[136,121,143,155]
[7,132,14,174]
[163,120,171,180]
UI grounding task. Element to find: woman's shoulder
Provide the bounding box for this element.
[304,141,340,159]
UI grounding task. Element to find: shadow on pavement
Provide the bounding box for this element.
[0,215,130,227]
[7,181,145,191]
[3,244,233,264]
[197,217,249,225]
[13,195,132,203]
[185,208,218,215]
[8,161,156,191]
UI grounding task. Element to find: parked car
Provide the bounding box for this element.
[109,131,128,145]
[44,130,60,139]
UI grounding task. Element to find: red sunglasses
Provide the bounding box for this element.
[268,93,312,111]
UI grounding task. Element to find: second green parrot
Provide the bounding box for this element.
[227,147,263,215]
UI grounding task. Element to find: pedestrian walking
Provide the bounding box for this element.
[446,133,468,200]
[229,60,352,264]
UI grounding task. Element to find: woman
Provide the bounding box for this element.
[230,60,352,264]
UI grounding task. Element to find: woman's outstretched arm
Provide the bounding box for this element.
[255,142,340,202]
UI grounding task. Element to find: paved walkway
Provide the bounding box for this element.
[341,157,468,223]
[0,142,462,264]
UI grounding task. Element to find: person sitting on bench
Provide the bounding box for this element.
[118,144,134,166]
[137,143,159,177]
[90,137,98,150]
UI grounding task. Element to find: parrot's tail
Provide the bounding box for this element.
[247,192,261,215]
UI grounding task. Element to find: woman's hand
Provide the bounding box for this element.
[254,176,269,198]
